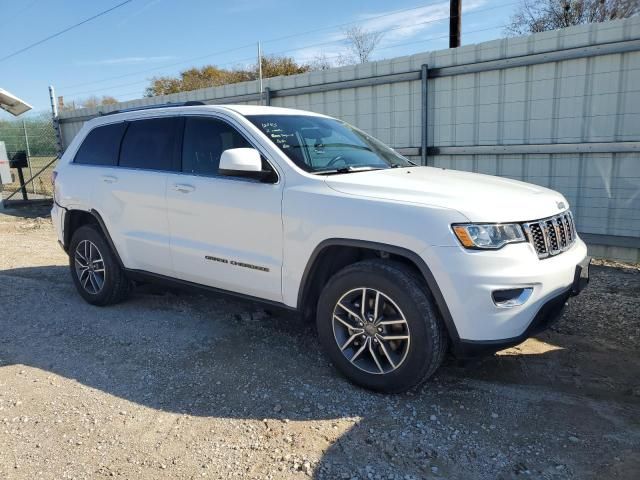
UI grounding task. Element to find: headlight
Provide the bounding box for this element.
[452,223,525,249]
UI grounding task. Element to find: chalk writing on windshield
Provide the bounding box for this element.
[260,122,295,150]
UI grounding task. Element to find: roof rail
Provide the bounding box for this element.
[100,101,206,116]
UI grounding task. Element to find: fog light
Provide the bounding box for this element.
[492,288,533,308]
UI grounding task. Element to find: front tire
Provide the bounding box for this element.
[316,259,447,393]
[69,224,131,306]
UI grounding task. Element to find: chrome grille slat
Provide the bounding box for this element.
[562,214,572,243]
[546,220,559,254]
[523,210,577,259]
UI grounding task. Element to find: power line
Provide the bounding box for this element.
[266,3,515,59]
[0,0,134,63]
[260,0,448,45]
[66,54,257,97]
[61,45,257,91]
[295,23,507,63]
[66,22,508,104]
[64,2,516,98]
[60,0,449,91]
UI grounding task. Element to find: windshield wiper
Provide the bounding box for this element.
[391,159,417,168]
[317,143,373,152]
[313,166,385,175]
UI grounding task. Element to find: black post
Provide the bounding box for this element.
[17,167,28,200]
[421,64,429,166]
[449,0,461,48]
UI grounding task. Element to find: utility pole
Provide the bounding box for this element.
[449,0,461,48]
[49,85,63,158]
[257,41,264,103]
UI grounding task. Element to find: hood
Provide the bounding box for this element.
[324,166,569,223]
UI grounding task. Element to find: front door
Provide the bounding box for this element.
[166,116,283,302]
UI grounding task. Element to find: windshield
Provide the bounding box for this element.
[246,114,413,174]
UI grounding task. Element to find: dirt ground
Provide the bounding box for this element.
[0,206,638,480]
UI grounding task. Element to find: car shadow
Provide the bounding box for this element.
[1,265,637,479]
[0,203,52,219]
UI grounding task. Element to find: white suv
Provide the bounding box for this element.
[51,103,590,392]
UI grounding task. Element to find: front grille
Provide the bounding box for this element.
[523,211,577,259]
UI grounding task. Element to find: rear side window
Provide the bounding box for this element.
[74,122,126,166]
[182,117,251,176]
[119,117,179,171]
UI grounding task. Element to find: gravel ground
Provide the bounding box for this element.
[0,206,639,480]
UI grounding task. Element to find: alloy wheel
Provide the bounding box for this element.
[332,287,411,374]
[74,240,106,295]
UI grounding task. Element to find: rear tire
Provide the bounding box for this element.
[69,224,132,306]
[316,259,447,393]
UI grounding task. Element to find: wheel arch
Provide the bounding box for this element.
[63,208,125,268]
[297,239,461,344]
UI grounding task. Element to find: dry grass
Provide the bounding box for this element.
[1,156,57,199]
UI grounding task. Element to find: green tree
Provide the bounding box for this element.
[145,56,311,97]
[258,55,310,77]
[0,113,57,156]
[62,95,119,111]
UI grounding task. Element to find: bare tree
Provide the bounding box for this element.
[343,25,384,64]
[308,53,333,71]
[505,0,639,36]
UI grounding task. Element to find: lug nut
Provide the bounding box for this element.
[377,327,383,333]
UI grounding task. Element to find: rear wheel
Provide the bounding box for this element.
[69,225,131,306]
[316,259,447,393]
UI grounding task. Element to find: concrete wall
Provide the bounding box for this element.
[57,17,640,261]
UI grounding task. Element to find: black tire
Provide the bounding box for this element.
[68,224,132,306]
[316,259,447,393]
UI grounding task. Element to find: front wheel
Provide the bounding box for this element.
[316,259,447,393]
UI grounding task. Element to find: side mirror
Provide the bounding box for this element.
[219,148,276,182]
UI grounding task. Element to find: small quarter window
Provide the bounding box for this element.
[74,122,126,166]
[119,117,179,171]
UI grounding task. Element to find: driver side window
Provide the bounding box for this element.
[182,117,252,176]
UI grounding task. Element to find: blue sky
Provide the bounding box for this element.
[0,0,516,118]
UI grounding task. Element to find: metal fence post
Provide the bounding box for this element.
[49,85,63,157]
[23,120,35,194]
[264,87,271,106]
[421,64,429,166]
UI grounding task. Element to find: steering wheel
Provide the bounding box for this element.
[326,155,348,167]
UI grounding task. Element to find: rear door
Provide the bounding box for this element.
[63,121,126,212]
[90,116,180,276]
[166,115,283,302]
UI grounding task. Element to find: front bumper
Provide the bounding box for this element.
[456,255,590,356]
[421,238,590,349]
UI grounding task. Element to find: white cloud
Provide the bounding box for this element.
[357,0,487,43]
[76,56,177,66]
[289,0,488,64]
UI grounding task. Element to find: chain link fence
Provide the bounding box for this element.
[0,113,59,201]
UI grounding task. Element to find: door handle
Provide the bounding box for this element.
[101,175,117,183]
[173,183,195,193]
